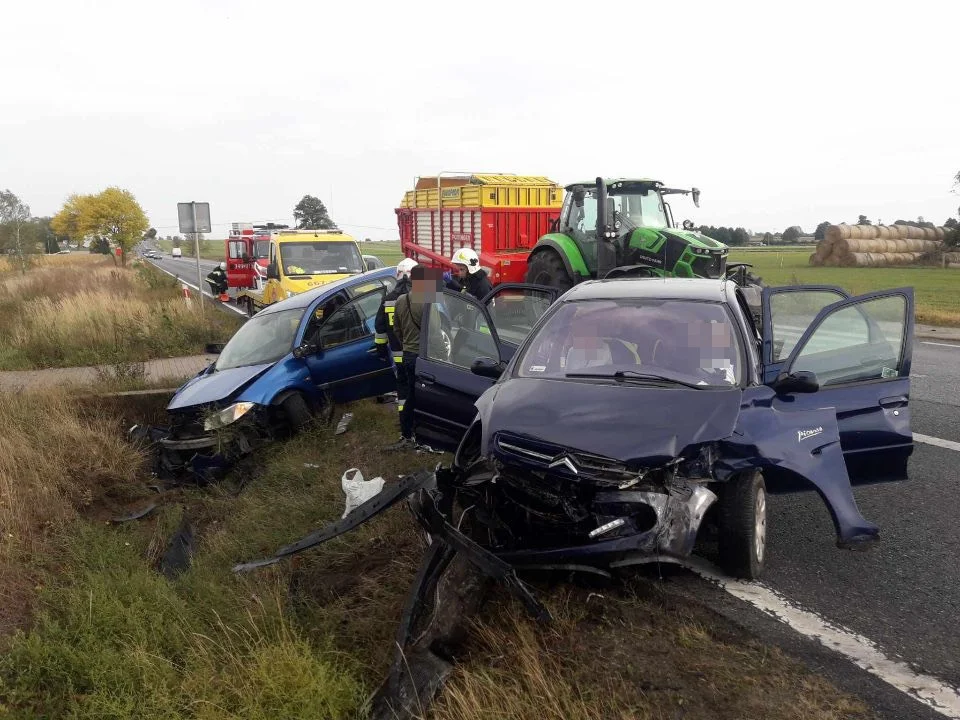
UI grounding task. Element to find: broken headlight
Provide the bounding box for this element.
[204,402,255,431]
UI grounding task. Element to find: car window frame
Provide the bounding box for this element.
[783,288,914,388]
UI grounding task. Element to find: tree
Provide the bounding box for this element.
[814,221,831,240]
[0,189,33,274]
[782,226,801,243]
[762,232,774,244]
[731,227,750,246]
[857,215,871,225]
[293,195,337,230]
[52,187,149,266]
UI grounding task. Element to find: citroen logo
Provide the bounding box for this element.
[548,455,579,475]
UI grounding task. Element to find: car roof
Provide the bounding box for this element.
[561,277,736,304]
[258,266,396,314]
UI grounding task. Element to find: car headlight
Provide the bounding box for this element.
[204,402,256,431]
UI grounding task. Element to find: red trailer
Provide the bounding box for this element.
[396,174,563,285]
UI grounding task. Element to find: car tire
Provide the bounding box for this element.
[280,393,312,434]
[718,470,766,580]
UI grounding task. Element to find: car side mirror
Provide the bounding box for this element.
[267,262,279,280]
[204,342,225,354]
[471,356,504,379]
[771,370,819,394]
[692,187,701,208]
[293,341,320,359]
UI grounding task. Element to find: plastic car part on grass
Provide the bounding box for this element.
[340,468,384,518]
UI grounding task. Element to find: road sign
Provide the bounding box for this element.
[177,202,211,234]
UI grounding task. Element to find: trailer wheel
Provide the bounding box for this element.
[525,249,573,292]
[718,470,766,580]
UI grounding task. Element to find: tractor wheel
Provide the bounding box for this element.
[717,470,767,580]
[525,249,574,292]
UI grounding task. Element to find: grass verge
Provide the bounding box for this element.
[0,392,874,719]
[0,255,242,370]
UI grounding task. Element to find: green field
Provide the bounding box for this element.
[728,248,959,326]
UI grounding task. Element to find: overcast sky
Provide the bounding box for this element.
[2,0,958,240]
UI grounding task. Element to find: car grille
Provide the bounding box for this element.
[494,433,641,487]
[170,408,210,439]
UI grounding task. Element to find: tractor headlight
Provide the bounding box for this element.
[204,402,255,431]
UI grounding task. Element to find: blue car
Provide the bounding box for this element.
[158,267,403,478]
[402,277,914,579]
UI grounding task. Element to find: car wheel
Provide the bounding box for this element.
[280,393,312,434]
[718,470,766,580]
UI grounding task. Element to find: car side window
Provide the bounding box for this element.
[308,290,383,350]
[790,295,907,386]
[486,288,555,346]
[425,293,498,369]
[770,289,847,362]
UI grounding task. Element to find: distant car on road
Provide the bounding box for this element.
[172,247,182,258]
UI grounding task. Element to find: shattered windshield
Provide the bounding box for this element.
[279,241,364,276]
[515,299,743,387]
[215,308,303,371]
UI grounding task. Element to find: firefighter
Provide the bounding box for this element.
[383,264,433,451]
[376,259,417,447]
[374,258,417,364]
[205,262,228,295]
[442,247,493,301]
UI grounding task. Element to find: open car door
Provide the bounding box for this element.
[763,286,915,485]
[414,284,559,451]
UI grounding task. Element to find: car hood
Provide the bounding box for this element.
[167,362,275,410]
[282,274,354,294]
[481,378,742,466]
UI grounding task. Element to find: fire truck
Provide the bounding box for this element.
[224,223,289,290]
[395,174,563,284]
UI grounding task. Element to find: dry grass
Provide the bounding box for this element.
[432,586,873,720]
[0,255,241,370]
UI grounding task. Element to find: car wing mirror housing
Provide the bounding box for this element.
[771,370,819,394]
[293,341,321,359]
[471,356,505,379]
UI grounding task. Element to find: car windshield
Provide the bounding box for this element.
[515,298,743,388]
[279,241,364,275]
[254,240,270,258]
[215,308,304,371]
[574,187,669,232]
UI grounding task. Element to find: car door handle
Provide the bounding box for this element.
[420,372,435,385]
[879,395,908,408]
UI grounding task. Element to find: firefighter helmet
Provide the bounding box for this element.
[450,247,481,274]
[396,257,418,280]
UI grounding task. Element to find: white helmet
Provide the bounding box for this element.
[218,262,226,270]
[450,247,481,274]
[396,257,418,280]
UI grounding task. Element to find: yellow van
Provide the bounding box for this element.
[235,229,367,314]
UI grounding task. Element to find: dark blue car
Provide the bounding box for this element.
[407,277,915,578]
[158,267,404,477]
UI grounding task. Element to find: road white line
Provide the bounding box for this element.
[921,341,960,349]
[914,433,960,453]
[694,567,960,718]
[146,261,247,317]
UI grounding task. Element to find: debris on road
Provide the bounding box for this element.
[335,412,354,436]
[158,510,195,579]
[109,503,158,524]
[341,468,384,519]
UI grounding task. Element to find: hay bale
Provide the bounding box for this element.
[935,227,946,241]
[827,224,851,242]
[808,253,821,266]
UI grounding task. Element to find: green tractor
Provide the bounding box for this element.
[524,177,754,290]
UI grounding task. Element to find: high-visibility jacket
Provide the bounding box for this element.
[374,276,412,362]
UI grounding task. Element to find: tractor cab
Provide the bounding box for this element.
[526,177,729,290]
